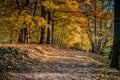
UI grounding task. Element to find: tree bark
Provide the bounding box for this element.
[18,28,30,44]
[16,0,20,10]
[46,11,51,44]
[26,0,29,6]
[23,28,30,44]
[39,26,46,44]
[110,0,120,69]
[18,29,24,43]
[33,0,37,16]
[46,27,50,44]
[51,12,54,44]
[39,5,46,44]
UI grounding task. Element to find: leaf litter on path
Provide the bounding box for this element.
[0,44,120,80]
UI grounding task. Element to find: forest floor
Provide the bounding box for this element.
[0,44,120,80]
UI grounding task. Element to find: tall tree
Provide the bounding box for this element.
[17,0,31,44]
[85,0,114,53]
[46,11,51,44]
[110,0,120,69]
[51,11,54,44]
[39,5,46,44]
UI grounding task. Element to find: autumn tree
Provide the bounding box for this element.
[0,0,114,52]
[84,0,114,53]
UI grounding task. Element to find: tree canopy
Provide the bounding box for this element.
[0,0,114,52]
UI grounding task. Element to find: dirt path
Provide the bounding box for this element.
[2,45,119,80]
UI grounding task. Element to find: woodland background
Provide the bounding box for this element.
[1,0,120,80]
[0,0,114,54]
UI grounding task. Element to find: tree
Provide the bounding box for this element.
[39,5,46,44]
[0,0,113,51]
[110,0,120,70]
[84,0,114,53]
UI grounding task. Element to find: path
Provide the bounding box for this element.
[1,44,119,80]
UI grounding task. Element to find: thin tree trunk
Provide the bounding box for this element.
[33,0,37,16]
[51,12,54,44]
[93,1,98,53]
[24,28,27,44]
[18,29,24,43]
[9,30,13,43]
[46,11,51,44]
[16,0,20,10]
[86,12,95,53]
[26,0,29,6]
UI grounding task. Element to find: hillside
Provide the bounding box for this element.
[0,44,120,80]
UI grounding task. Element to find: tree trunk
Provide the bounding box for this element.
[51,12,54,44]
[110,0,120,69]
[94,15,98,53]
[46,11,51,44]
[16,0,20,10]
[24,28,30,44]
[91,44,95,53]
[46,27,50,44]
[39,5,46,44]
[110,43,119,69]
[33,0,37,16]
[18,28,30,44]
[9,30,13,43]
[39,26,46,44]
[26,0,29,6]
[18,29,24,43]
[93,1,98,53]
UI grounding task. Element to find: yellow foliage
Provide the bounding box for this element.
[41,1,59,10]
[84,0,91,5]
